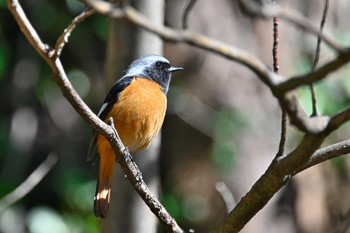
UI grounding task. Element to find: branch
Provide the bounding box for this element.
[294,139,350,175]
[276,48,350,93]
[7,0,53,58]
[55,7,96,57]
[238,0,345,52]
[311,0,329,72]
[309,0,329,117]
[6,1,184,232]
[215,181,236,214]
[182,0,197,29]
[0,153,58,212]
[271,4,288,159]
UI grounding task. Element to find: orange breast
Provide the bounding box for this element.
[100,78,167,153]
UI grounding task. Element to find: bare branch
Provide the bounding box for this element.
[6,0,52,57]
[276,49,350,93]
[239,0,345,52]
[312,0,329,74]
[271,5,288,159]
[0,153,58,212]
[182,0,197,29]
[215,181,236,214]
[55,8,96,58]
[326,107,350,132]
[310,0,329,117]
[294,139,350,175]
[272,17,279,73]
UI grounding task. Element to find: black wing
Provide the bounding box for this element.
[87,76,134,161]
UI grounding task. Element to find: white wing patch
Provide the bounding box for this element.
[97,102,108,117]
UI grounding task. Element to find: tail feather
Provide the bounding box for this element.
[94,135,116,218]
[94,179,111,218]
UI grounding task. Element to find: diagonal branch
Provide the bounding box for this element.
[271,3,288,159]
[55,7,96,57]
[0,153,58,212]
[182,0,197,29]
[238,0,344,52]
[6,1,183,232]
[294,139,350,175]
[7,0,52,57]
[309,0,329,117]
[276,48,350,93]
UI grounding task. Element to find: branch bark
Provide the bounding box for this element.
[55,8,96,58]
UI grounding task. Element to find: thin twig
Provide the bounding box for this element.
[271,4,287,159]
[0,153,58,212]
[272,17,279,73]
[215,181,236,214]
[55,7,96,58]
[309,0,329,117]
[309,84,318,116]
[312,0,329,72]
[182,0,197,29]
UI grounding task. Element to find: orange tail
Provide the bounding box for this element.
[94,136,116,218]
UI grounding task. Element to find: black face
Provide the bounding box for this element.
[142,61,172,94]
[154,61,171,71]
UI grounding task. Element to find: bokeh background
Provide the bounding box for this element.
[1,0,350,233]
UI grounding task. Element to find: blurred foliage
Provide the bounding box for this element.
[211,109,246,171]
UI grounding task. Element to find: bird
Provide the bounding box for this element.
[87,54,183,218]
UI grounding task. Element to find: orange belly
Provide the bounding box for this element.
[97,78,167,154]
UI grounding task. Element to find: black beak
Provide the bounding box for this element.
[168,66,184,73]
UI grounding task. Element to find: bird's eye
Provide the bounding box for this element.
[156,62,162,68]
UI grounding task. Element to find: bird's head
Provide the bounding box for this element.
[124,54,183,93]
